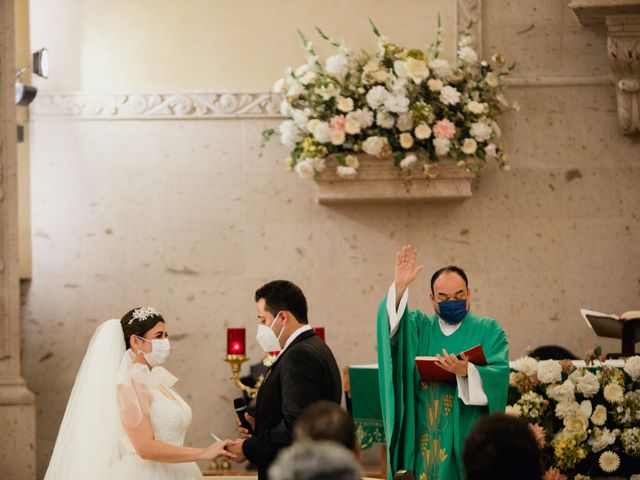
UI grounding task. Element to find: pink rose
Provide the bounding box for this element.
[529,423,546,448]
[543,468,567,480]
[330,115,347,132]
[433,119,456,139]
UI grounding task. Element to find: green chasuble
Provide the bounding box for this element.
[376,295,509,480]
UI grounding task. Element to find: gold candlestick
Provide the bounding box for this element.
[224,354,265,398]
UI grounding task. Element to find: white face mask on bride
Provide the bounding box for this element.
[256,313,285,353]
[135,336,171,367]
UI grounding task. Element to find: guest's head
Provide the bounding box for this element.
[294,401,357,454]
[120,306,168,367]
[429,265,470,322]
[254,280,308,350]
[268,440,361,480]
[463,413,542,480]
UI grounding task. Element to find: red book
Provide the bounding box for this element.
[415,344,487,383]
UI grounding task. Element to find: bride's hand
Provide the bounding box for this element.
[201,440,236,460]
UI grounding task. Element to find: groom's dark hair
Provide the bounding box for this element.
[255,280,308,324]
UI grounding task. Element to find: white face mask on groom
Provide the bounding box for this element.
[256,313,285,353]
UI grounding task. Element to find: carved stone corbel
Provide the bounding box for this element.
[569,2,640,135]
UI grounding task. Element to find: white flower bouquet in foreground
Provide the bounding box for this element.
[507,350,640,479]
[261,18,517,181]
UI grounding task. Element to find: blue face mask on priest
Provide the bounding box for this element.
[429,267,471,325]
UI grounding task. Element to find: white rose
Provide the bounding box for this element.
[466,101,486,115]
[591,404,607,426]
[439,86,461,106]
[345,154,359,169]
[362,136,385,156]
[624,356,640,381]
[555,400,579,419]
[427,79,443,92]
[376,111,395,129]
[461,138,477,155]
[414,123,432,140]
[489,120,502,138]
[348,109,374,129]
[604,383,624,403]
[485,72,499,88]
[273,78,286,94]
[576,371,600,397]
[547,380,575,403]
[458,46,478,65]
[294,159,315,179]
[312,122,332,143]
[384,94,410,114]
[344,118,361,135]
[429,58,451,78]
[399,133,414,149]
[295,64,310,77]
[458,35,474,48]
[337,96,354,113]
[512,356,538,376]
[396,113,414,132]
[563,412,589,441]
[537,360,562,384]
[278,120,303,148]
[405,58,429,83]
[433,138,451,156]
[470,121,493,142]
[316,83,339,100]
[325,54,349,76]
[330,130,346,145]
[393,60,408,79]
[399,154,417,169]
[366,86,391,109]
[374,70,389,83]
[336,165,357,178]
[306,119,321,134]
[299,71,316,85]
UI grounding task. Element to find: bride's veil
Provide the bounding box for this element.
[44,319,126,480]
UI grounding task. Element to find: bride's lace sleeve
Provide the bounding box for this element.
[116,351,154,428]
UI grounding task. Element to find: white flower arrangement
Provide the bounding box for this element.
[507,354,640,476]
[262,18,516,181]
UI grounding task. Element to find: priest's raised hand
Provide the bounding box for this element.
[376,246,510,480]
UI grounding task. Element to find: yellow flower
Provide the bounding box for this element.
[399,132,414,149]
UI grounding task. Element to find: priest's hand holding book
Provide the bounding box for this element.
[435,348,469,378]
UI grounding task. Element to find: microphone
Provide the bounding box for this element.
[234,397,254,435]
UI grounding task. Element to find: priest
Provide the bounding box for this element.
[376,245,509,480]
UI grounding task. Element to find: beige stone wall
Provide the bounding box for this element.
[22,0,640,477]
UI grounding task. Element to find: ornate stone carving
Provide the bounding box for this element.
[570,2,640,135]
[607,14,640,134]
[34,92,283,119]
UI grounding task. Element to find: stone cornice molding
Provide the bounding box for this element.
[570,1,640,134]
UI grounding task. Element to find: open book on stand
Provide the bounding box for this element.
[580,309,640,339]
[415,344,487,383]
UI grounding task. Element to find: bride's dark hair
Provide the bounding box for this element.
[120,307,165,349]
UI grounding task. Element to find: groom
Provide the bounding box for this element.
[227,280,342,479]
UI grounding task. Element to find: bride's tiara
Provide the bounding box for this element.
[129,306,162,324]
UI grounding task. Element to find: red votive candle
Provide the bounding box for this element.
[313,327,325,342]
[227,328,246,356]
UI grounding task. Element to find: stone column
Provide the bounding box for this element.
[0,0,37,479]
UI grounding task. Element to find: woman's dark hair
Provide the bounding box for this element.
[430,265,469,294]
[463,413,542,480]
[120,307,165,349]
[255,280,308,324]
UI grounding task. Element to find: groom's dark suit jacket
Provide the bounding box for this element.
[242,328,342,480]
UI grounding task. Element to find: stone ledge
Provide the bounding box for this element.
[315,157,474,204]
[569,0,640,26]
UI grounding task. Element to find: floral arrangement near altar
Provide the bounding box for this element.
[507,351,640,479]
[261,19,517,181]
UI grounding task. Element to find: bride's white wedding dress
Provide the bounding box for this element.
[44,320,203,480]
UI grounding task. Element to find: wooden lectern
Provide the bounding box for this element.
[581,309,640,357]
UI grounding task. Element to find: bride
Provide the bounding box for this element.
[44,306,234,479]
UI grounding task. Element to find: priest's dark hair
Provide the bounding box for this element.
[294,400,356,452]
[462,413,542,480]
[430,265,469,293]
[255,280,308,324]
[120,308,165,349]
